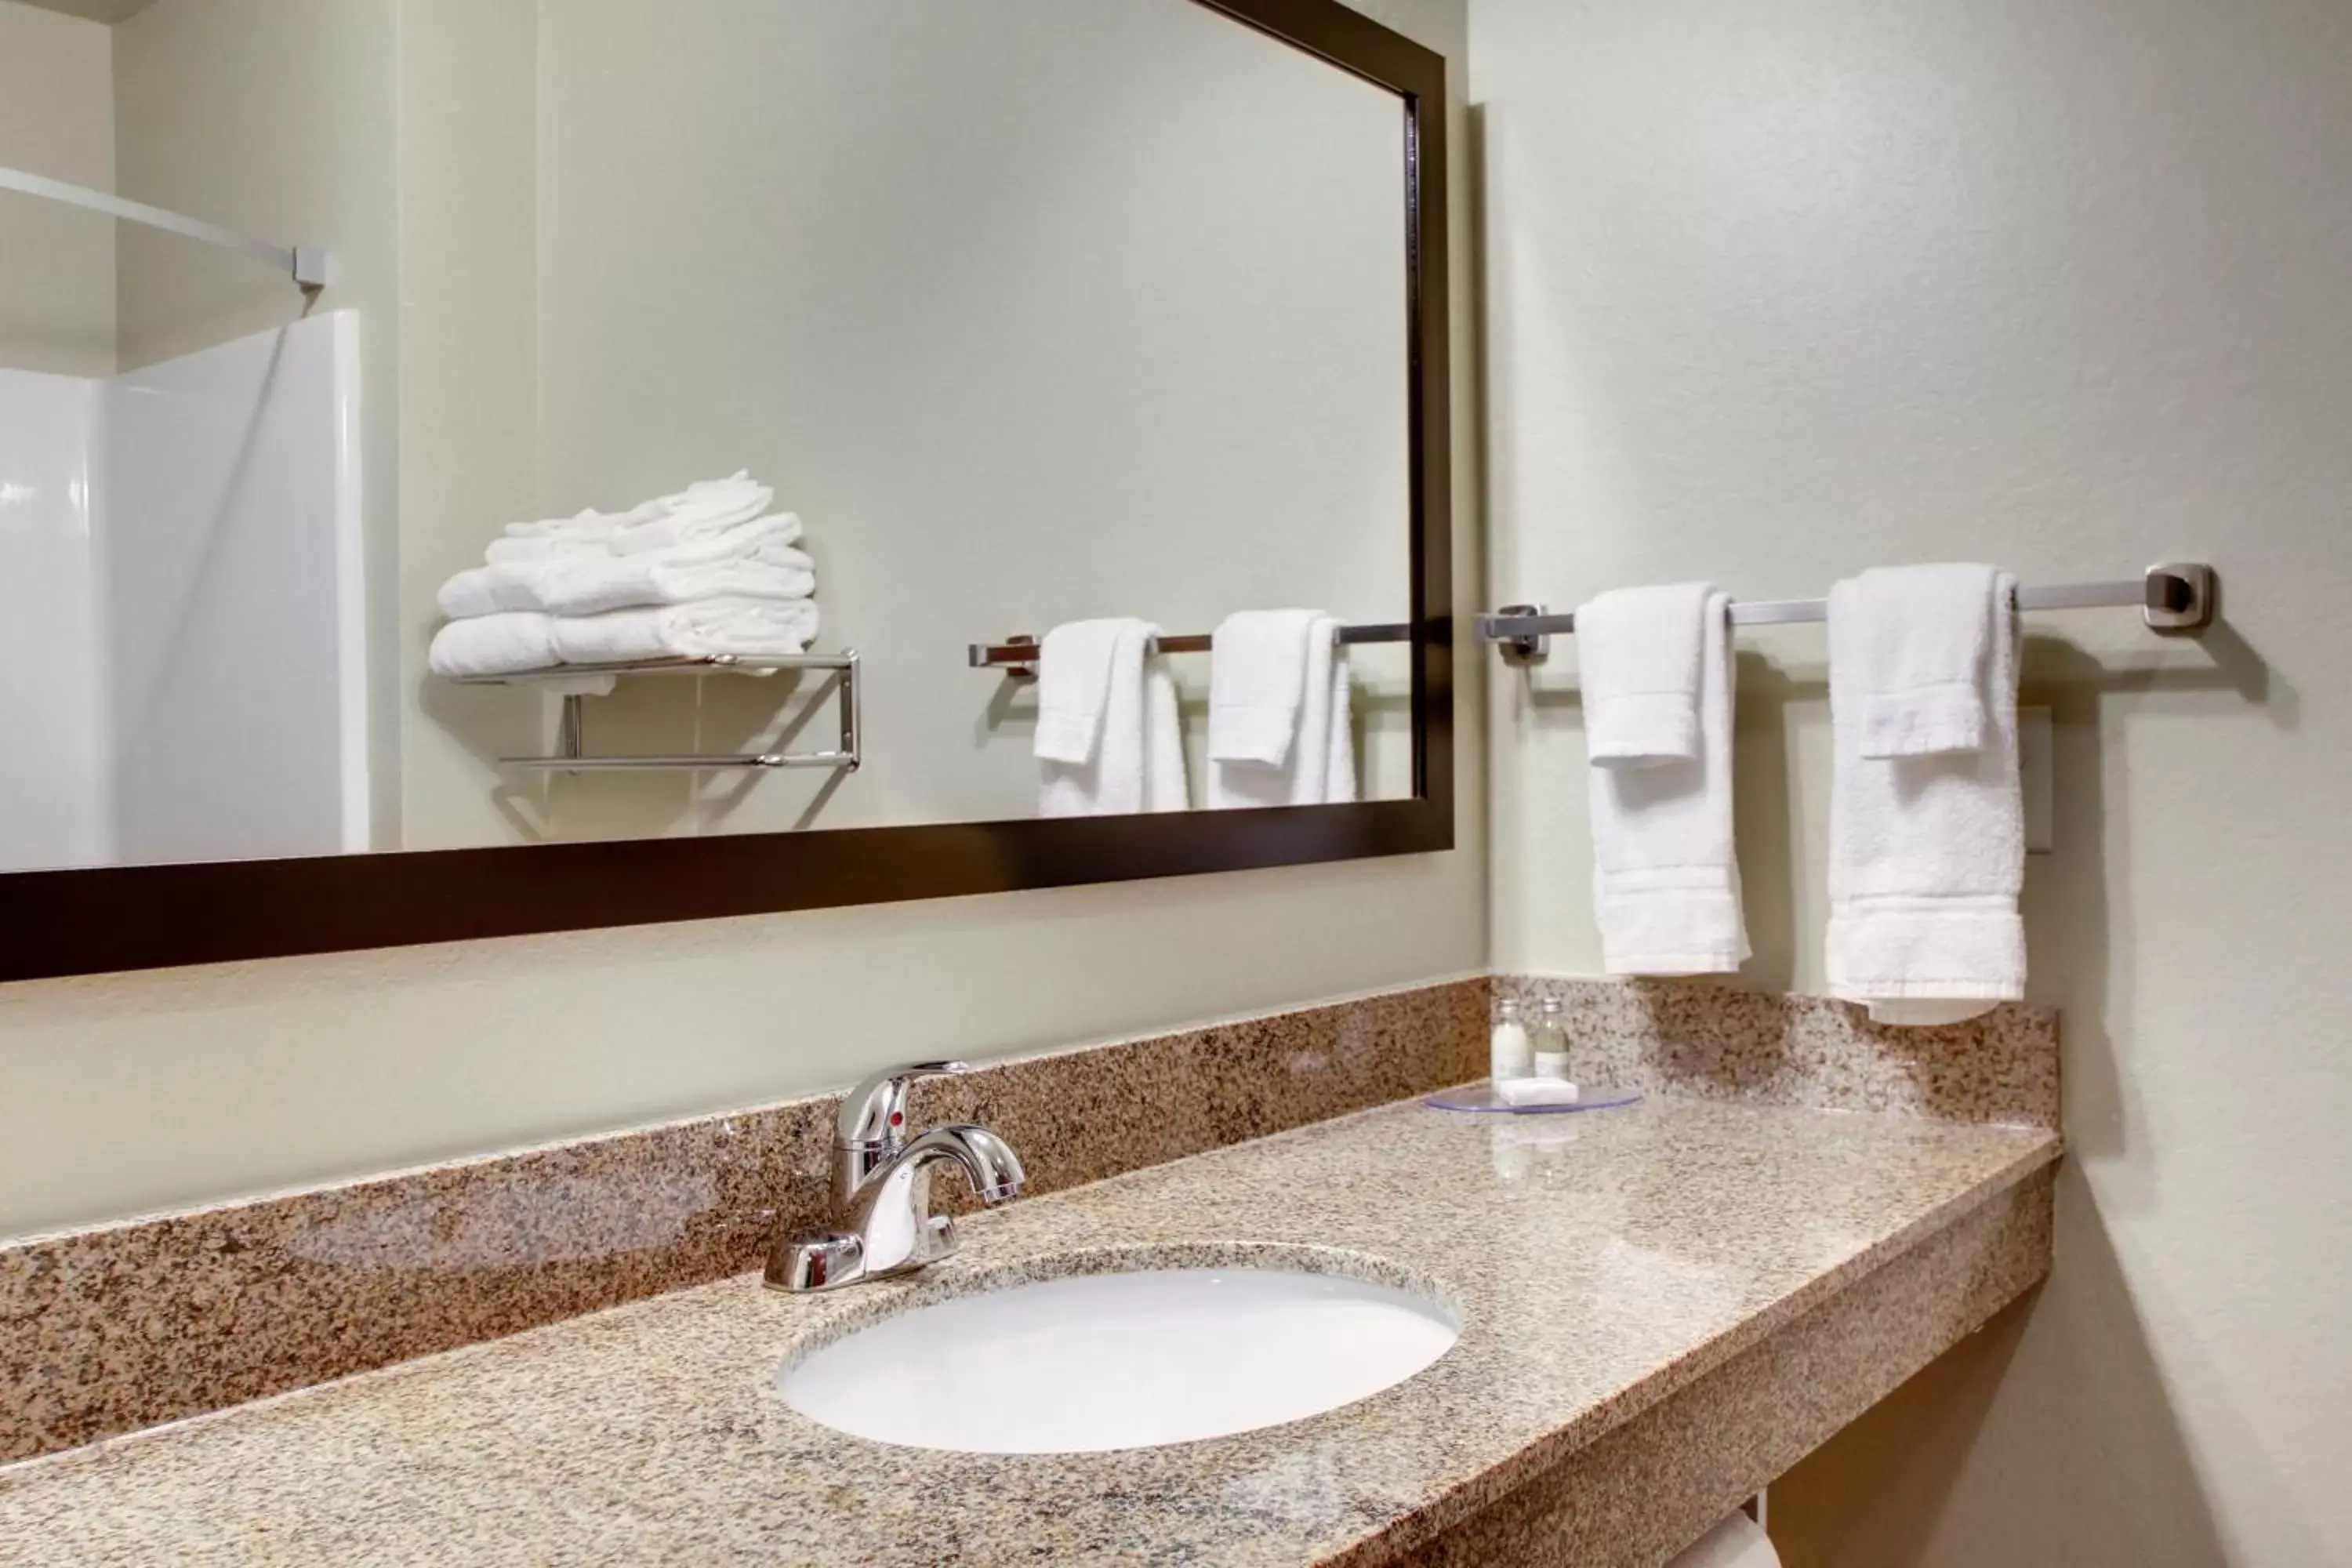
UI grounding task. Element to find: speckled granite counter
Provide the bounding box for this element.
[0,1096,2057,1567]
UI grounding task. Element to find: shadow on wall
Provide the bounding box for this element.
[1770,1164,2232,1567]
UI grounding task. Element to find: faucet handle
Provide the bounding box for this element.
[837,1060,971,1149]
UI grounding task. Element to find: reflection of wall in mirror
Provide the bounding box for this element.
[401,0,1417,850]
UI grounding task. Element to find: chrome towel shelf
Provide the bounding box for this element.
[1479,562,2215,663]
[453,652,861,773]
[970,621,1412,680]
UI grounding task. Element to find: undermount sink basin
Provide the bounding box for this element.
[777,1263,1460,1454]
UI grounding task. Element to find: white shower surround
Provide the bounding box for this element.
[0,310,365,872]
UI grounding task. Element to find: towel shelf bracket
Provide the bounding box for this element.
[1479,562,2216,659]
[466,652,862,775]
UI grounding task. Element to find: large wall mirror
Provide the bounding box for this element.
[0,0,1449,979]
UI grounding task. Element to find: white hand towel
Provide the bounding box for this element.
[1584,588,1748,975]
[610,499,793,558]
[1207,614,1356,808]
[1036,620,1187,817]
[501,502,660,542]
[1576,583,1710,765]
[1827,568,2025,1025]
[1033,619,1128,765]
[1671,1512,1780,1568]
[548,596,820,665]
[1849,563,2001,758]
[1207,609,1321,766]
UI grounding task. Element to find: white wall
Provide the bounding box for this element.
[1474,0,2352,1563]
[0,368,109,870]
[104,314,367,863]
[0,0,1483,1239]
[0,0,114,377]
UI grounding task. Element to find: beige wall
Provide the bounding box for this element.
[1474,0,2352,1562]
[113,0,405,841]
[0,0,114,376]
[0,0,1483,1239]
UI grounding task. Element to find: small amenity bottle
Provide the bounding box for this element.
[1490,997,1533,1083]
[1530,996,1572,1082]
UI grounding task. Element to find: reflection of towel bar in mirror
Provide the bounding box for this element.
[448,652,860,773]
[968,621,1415,680]
[1477,562,2216,664]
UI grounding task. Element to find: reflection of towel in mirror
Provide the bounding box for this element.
[1035,619,1188,817]
[439,524,814,618]
[1207,612,1355,808]
[549,597,820,664]
[426,612,615,695]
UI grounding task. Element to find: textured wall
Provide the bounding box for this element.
[1472,0,2352,1561]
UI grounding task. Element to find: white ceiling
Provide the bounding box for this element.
[10,0,158,24]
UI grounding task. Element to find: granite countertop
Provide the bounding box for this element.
[0,1096,2058,1566]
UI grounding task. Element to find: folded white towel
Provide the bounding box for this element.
[1848,563,2001,758]
[1036,619,1187,817]
[1207,609,1322,767]
[426,612,616,696]
[1207,614,1356,808]
[438,527,815,619]
[427,611,560,677]
[548,596,820,665]
[501,502,660,543]
[1576,583,1710,765]
[1827,568,2025,1025]
[1584,587,1748,975]
[609,493,789,557]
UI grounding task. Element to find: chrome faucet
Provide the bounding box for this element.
[766,1061,1026,1293]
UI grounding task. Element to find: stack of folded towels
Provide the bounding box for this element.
[427,471,820,688]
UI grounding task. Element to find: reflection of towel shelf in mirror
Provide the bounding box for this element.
[448,652,860,773]
[1476,562,2217,664]
[967,621,1414,680]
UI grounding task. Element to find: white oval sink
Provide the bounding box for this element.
[777,1265,1459,1454]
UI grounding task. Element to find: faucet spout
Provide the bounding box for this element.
[902,1124,1027,1204]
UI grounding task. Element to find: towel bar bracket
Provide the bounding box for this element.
[1490,603,1549,666]
[492,651,862,775]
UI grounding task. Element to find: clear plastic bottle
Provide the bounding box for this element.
[1530,996,1572,1082]
[1490,996,1533,1083]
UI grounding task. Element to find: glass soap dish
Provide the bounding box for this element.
[1425,1083,1644,1116]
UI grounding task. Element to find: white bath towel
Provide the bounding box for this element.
[1847,563,2002,758]
[1827,568,2025,1025]
[548,596,820,665]
[438,528,815,619]
[1576,583,1711,765]
[1207,614,1356,808]
[1036,619,1187,817]
[427,611,561,677]
[1584,588,1748,975]
[426,612,615,695]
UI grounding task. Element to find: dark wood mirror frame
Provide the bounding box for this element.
[0,0,1450,984]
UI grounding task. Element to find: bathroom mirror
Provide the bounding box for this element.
[0,0,1449,978]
